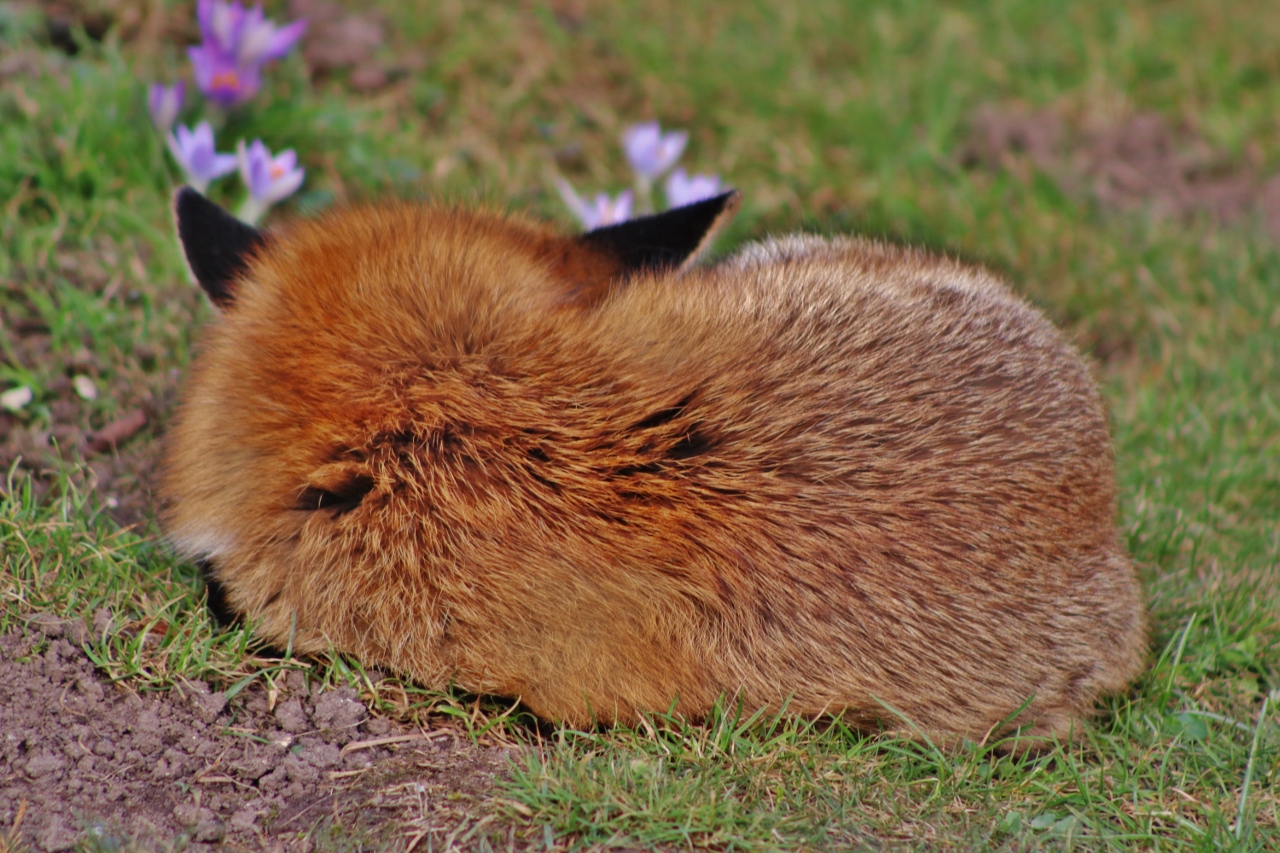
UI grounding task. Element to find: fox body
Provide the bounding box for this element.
[164,189,1145,743]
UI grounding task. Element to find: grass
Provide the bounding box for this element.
[2,0,1279,849]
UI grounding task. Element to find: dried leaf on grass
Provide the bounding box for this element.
[85,408,147,453]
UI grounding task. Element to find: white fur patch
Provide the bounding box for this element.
[170,526,238,560]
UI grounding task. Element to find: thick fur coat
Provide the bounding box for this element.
[163,189,1146,744]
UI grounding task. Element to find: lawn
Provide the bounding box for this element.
[2,0,1278,850]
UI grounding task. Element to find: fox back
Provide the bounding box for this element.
[163,189,1145,744]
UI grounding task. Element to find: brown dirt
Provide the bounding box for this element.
[0,618,526,852]
[963,103,1280,237]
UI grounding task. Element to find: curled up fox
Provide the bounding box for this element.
[162,186,1146,746]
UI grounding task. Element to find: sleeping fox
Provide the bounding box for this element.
[163,187,1146,745]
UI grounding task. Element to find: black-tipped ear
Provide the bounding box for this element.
[174,187,265,309]
[580,190,741,277]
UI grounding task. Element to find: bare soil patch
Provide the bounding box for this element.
[963,103,1280,236]
[1,619,523,852]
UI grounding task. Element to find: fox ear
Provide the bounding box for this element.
[580,190,741,277]
[173,186,265,309]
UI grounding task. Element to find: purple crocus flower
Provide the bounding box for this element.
[555,178,634,230]
[622,121,688,180]
[237,139,305,223]
[166,122,237,192]
[198,0,307,65]
[189,0,306,107]
[664,169,724,208]
[188,43,264,107]
[148,81,185,132]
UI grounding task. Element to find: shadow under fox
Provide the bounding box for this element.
[163,188,1146,745]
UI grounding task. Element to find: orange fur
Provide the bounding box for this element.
[162,200,1146,743]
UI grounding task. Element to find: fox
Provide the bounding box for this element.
[162,186,1146,746]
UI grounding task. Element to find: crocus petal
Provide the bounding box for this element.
[165,128,190,171]
[238,139,304,205]
[240,17,307,65]
[651,131,688,175]
[664,168,723,208]
[191,121,215,149]
[188,43,262,106]
[601,190,634,225]
[167,121,237,189]
[148,81,184,133]
[272,148,298,174]
[262,162,305,205]
[555,177,597,227]
[622,122,660,172]
[213,151,240,178]
[622,121,688,179]
[238,138,266,198]
[248,139,272,196]
[196,0,217,46]
[236,8,274,64]
[579,190,633,229]
[264,19,308,60]
[188,45,213,92]
[208,0,245,54]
